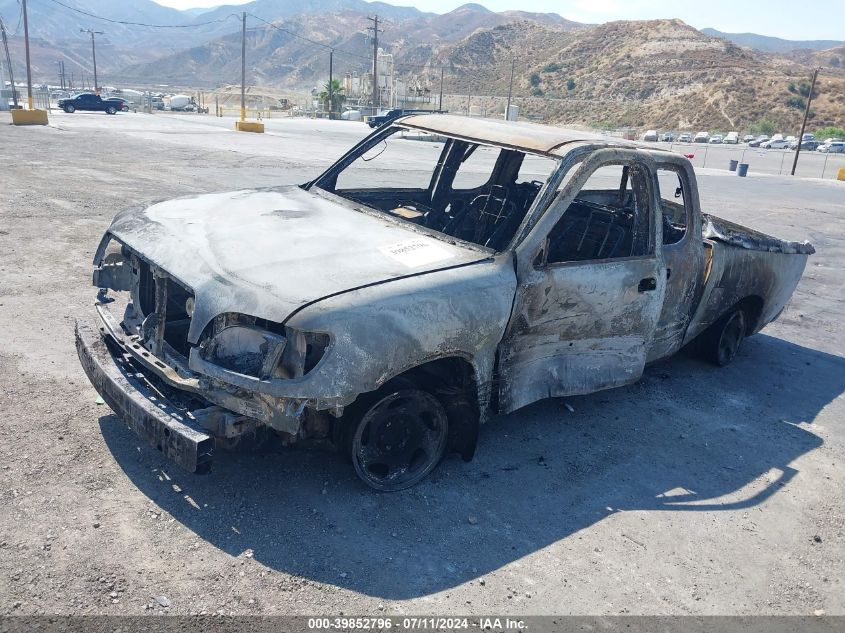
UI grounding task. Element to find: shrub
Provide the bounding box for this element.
[798,82,819,99]
[543,62,561,73]
[529,73,541,87]
[531,86,544,96]
[748,118,776,136]
[785,96,806,109]
[830,57,841,67]
[566,78,576,90]
[788,82,797,94]
[814,126,845,139]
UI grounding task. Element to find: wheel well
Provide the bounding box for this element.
[734,295,764,333]
[392,357,481,461]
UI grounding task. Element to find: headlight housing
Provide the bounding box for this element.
[199,314,330,380]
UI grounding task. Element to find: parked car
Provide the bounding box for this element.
[748,136,769,147]
[724,132,739,144]
[677,133,692,143]
[789,139,819,150]
[77,115,815,490]
[693,131,709,143]
[340,109,362,121]
[643,130,659,141]
[150,96,165,110]
[661,132,675,142]
[709,135,724,144]
[761,139,789,149]
[818,141,845,153]
[57,93,125,115]
[742,134,755,143]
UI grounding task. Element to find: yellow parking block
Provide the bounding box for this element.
[235,121,264,133]
[838,168,845,182]
[11,109,49,126]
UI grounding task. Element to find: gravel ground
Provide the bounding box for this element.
[1,112,843,617]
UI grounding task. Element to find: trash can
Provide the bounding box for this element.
[737,163,749,177]
[729,159,738,171]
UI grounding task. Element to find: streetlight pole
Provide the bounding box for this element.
[328,49,333,119]
[80,28,104,94]
[791,67,821,177]
[438,65,444,111]
[240,11,246,122]
[22,0,34,108]
[505,57,515,120]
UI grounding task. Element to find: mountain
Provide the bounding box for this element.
[701,28,845,53]
[430,19,845,130]
[120,5,580,86]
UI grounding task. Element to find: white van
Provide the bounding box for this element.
[724,132,739,144]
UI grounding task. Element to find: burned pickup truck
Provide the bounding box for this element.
[76,115,814,491]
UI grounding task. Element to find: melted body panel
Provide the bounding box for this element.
[81,119,815,477]
[106,186,490,343]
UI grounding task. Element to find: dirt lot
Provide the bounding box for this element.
[1,112,843,616]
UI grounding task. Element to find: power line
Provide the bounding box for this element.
[246,13,371,63]
[40,0,239,28]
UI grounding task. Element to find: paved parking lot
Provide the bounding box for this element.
[663,141,845,180]
[1,111,843,616]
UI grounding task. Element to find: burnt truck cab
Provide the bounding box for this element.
[77,115,814,490]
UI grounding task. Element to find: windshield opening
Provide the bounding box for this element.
[312,127,559,251]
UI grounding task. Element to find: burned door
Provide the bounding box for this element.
[498,149,667,413]
[646,159,705,362]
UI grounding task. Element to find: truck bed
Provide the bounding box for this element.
[685,215,814,343]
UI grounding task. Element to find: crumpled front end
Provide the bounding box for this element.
[78,235,340,473]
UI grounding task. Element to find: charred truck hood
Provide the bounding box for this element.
[103,186,490,342]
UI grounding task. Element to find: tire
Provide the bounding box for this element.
[105,105,117,115]
[345,381,449,491]
[699,308,747,367]
[64,104,75,113]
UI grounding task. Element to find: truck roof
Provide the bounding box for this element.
[399,114,636,156]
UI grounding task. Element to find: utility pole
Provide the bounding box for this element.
[0,16,18,108]
[80,28,103,94]
[466,81,471,116]
[505,57,515,119]
[791,67,821,176]
[366,15,382,110]
[22,0,34,108]
[438,65,444,111]
[240,11,246,122]
[328,49,333,119]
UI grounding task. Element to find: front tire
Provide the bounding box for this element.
[347,384,449,491]
[64,104,75,113]
[700,309,747,367]
[105,105,117,115]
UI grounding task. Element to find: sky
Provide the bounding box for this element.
[153,0,844,41]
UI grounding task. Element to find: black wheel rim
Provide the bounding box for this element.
[718,312,746,365]
[352,389,448,491]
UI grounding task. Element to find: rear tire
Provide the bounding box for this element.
[64,104,75,113]
[699,309,747,367]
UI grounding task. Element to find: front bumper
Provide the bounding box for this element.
[75,320,214,473]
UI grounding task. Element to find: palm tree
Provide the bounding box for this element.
[319,79,345,118]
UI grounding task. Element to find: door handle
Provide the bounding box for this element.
[638,277,657,292]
